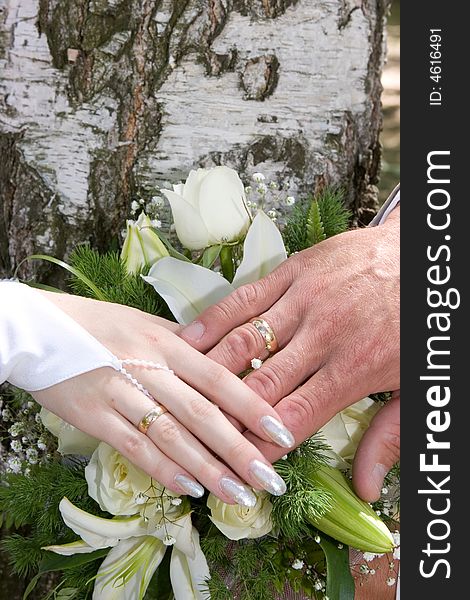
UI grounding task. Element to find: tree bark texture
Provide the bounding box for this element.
[1,0,390,283]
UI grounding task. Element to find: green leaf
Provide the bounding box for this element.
[149,228,191,262]
[219,246,234,282]
[306,200,326,246]
[318,536,355,600]
[15,255,108,301]
[39,548,109,573]
[202,245,222,269]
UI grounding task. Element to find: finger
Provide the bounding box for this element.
[205,293,302,374]
[242,331,323,405]
[352,392,400,502]
[244,366,359,462]
[161,337,295,448]
[179,264,294,351]
[136,368,287,497]
[109,386,257,505]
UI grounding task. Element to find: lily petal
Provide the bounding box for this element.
[198,166,250,244]
[170,528,211,600]
[40,408,99,456]
[43,540,97,556]
[143,257,234,324]
[161,189,210,250]
[59,498,148,549]
[152,513,195,558]
[93,536,166,600]
[233,210,287,288]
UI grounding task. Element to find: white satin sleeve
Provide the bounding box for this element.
[0,280,122,391]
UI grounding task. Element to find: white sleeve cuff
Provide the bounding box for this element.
[0,281,121,391]
[370,184,400,226]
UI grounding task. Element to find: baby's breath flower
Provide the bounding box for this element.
[150,219,162,229]
[35,413,42,424]
[7,456,22,474]
[171,498,182,506]
[134,493,147,505]
[363,552,377,562]
[8,423,23,437]
[37,439,47,451]
[269,181,278,190]
[314,581,323,591]
[257,183,268,195]
[245,186,253,194]
[163,535,176,546]
[369,569,376,575]
[314,535,321,543]
[285,195,296,206]
[131,200,140,212]
[26,448,39,464]
[2,408,13,421]
[292,559,304,570]
[10,440,22,452]
[252,172,265,183]
[381,487,388,495]
[360,564,369,574]
[393,546,400,560]
[386,577,396,587]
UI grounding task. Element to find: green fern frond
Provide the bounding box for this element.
[306,200,326,246]
[283,187,351,254]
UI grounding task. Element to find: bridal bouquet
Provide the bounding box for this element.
[0,167,399,600]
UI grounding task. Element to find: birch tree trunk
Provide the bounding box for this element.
[0,0,390,283]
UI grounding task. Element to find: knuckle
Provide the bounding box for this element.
[188,396,217,422]
[226,326,260,357]
[121,433,148,459]
[281,393,316,433]
[225,437,252,465]
[155,415,182,446]
[248,365,283,402]
[234,283,262,308]
[205,364,231,390]
[381,428,401,461]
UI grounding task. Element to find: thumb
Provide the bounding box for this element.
[352,392,400,502]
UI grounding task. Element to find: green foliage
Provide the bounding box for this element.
[283,187,351,254]
[318,536,355,600]
[272,437,333,540]
[67,246,173,318]
[0,461,106,580]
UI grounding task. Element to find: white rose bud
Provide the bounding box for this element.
[121,212,169,274]
[161,166,251,250]
[207,490,273,540]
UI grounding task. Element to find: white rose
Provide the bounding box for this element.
[85,442,180,518]
[40,408,99,456]
[207,490,273,540]
[320,397,381,467]
[161,166,251,250]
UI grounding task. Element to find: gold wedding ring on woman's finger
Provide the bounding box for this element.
[138,405,168,435]
[251,318,279,353]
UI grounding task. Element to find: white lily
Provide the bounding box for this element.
[161,166,250,250]
[44,499,210,600]
[143,210,287,324]
[121,212,169,274]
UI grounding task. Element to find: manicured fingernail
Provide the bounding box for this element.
[260,415,295,448]
[249,459,286,496]
[182,321,205,342]
[174,474,204,498]
[372,463,389,496]
[219,477,257,507]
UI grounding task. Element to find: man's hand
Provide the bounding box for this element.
[181,207,400,501]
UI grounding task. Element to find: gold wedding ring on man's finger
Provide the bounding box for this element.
[251,318,279,354]
[138,405,168,435]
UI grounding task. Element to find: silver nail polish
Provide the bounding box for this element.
[219,477,257,507]
[175,474,204,498]
[249,459,287,496]
[260,415,295,448]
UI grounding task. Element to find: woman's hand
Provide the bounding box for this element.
[33,292,294,505]
[180,208,400,501]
